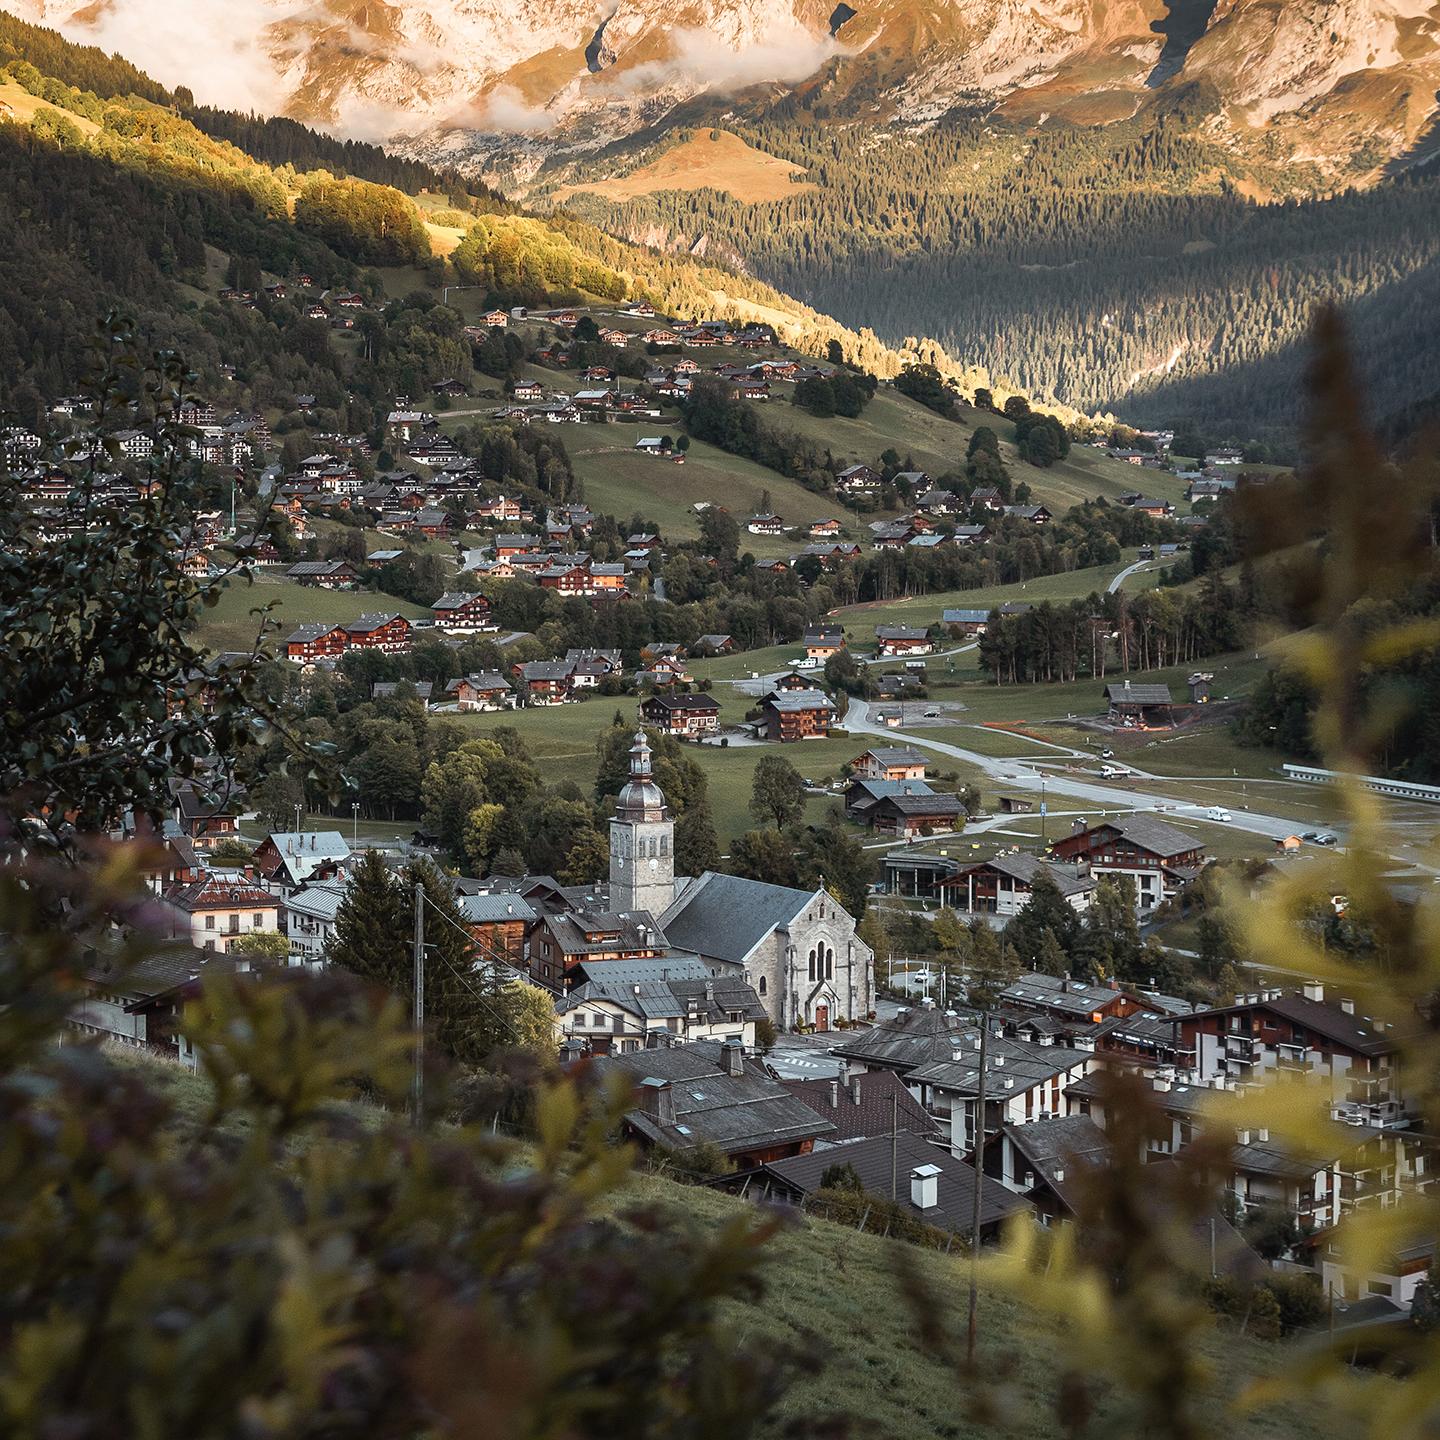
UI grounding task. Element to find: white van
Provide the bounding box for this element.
[1206,806,1233,822]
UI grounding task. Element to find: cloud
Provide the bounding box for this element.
[5,0,299,113]
[600,20,842,99]
[459,86,554,136]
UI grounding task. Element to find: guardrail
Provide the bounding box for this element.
[1281,764,1440,805]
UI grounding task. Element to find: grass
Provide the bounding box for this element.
[552,130,814,204]
[104,1050,1352,1440]
[563,428,854,551]
[196,575,430,653]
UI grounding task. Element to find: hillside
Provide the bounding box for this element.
[117,1046,1349,1440]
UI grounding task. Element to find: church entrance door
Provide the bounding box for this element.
[815,1004,829,1033]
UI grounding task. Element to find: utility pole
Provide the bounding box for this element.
[1040,775,1047,846]
[411,881,425,1127]
[890,1091,899,1202]
[967,1011,990,1364]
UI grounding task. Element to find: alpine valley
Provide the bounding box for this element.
[8,0,1440,443]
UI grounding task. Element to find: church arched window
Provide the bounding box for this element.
[807,947,817,982]
[825,945,835,979]
[758,975,767,996]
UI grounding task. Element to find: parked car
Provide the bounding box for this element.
[1312,832,1339,846]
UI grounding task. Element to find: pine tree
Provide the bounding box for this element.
[326,848,405,987]
[1004,868,1079,966]
[490,846,525,877]
[675,796,721,875]
[1035,927,1068,978]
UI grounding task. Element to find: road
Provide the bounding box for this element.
[1107,559,1154,594]
[842,697,1323,846]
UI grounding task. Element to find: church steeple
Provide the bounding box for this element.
[610,727,674,916]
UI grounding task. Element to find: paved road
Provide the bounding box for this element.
[843,698,1324,846]
[1107,559,1154,594]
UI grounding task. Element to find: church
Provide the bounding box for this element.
[608,730,875,1032]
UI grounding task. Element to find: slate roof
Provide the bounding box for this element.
[1002,1114,1111,1213]
[999,971,1130,1016]
[559,976,765,1026]
[875,625,930,641]
[1190,992,1404,1057]
[908,1032,1094,1097]
[781,1069,938,1145]
[592,1041,835,1154]
[82,946,243,1000]
[1105,683,1174,706]
[1087,814,1201,859]
[569,955,732,987]
[961,854,1095,899]
[830,1004,976,1074]
[856,746,928,767]
[763,689,835,713]
[659,872,816,965]
[284,881,349,924]
[432,591,488,611]
[456,894,538,925]
[758,1131,1029,1232]
[372,681,433,700]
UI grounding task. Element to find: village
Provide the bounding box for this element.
[13,284,1439,1355]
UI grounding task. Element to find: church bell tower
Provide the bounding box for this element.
[609,728,674,917]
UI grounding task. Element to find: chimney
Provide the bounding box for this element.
[1237,1128,1251,1145]
[1053,1167,1065,1184]
[1257,1127,1269,1143]
[1340,997,1355,1014]
[722,1039,745,1077]
[851,1078,862,1105]
[705,980,715,1003]
[638,1077,675,1126]
[910,1163,941,1211]
[1302,982,1324,1003]
[829,1080,840,1108]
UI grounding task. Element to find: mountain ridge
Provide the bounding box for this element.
[9,0,1440,184]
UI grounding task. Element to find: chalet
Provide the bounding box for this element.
[332,292,365,309]
[431,378,469,398]
[759,689,836,742]
[997,971,1154,1026]
[445,672,514,712]
[918,489,963,515]
[781,1069,938,1148]
[875,625,933,658]
[70,948,245,1068]
[939,856,1096,920]
[1132,498,1176,519]
[803,625,845,662]
[1205,448,1245,466]
[690,633,734,657]
[808,518,843,537]
[565,648,624,676]
[557,973,766,1055]
[456,892,535,967]
[385,409,433,441]
[1003,504,1052,524]
[871,522,915,549]
[634,436,669,454]
[952,524,990,545]
[509,380,544,402]
[482,309,510,328]
[746,513,785,535]
[588,1040,834,1169]
[343,613,412,654]
[598,328,630,346]
[538,558,594,597]
[836,463,882,493]
[642,328,681,346]
[284,881,349,968]
[625,301,656,318]
[990,1115,1112,1224]
[640,692,722,739]
[850,746,928,782]
[286,560,361,589]
[284,622,349,665]
[906,1023,1102,1160]
[729,1130,1029,1241]
[970,487,1003,510]
[1104,679,1175,726]
[943,608,992,635]
[171,782,242,851]
[800,542,863,567]
[515,660,575,706]
[160,873,281,954]
[1177,985,1410,1128]
[574,388,616,409]
[892,470,931,490]
[372,681,433,704]
[251,831,351,891]
[756,558,792,576]
[1188,672,1214,703]
[495,534,541,559]
[431,591,497,633]
[849,781,966,838]
[1049,816,1206,914]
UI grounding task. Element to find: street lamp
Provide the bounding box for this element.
[351,802,360,846]
[294,802,302,835]
[1040,774,1047,846]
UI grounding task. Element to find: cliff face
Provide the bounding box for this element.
[10,0,1440,176]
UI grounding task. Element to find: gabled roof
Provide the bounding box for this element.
[591,1041,835,1154]
[659,872,816,965]
[830,1003,975,1073]
[757,1130,1028,1231]
[907,1030,1093,1096]
[1187,992,1403,1058]
[457,894,538,924]
[1105,683,1173,705]
[780,1069,937,1144]
[856,746,927,767]
[764,689,835,713]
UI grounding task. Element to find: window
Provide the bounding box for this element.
[1367,1279,1395,1297]
[574,1012,586,1027]
[204,915,216,930]
[758,976,767,996]
[252,913,264,926]
[612,1015,623,1033]
[807,948,817,982]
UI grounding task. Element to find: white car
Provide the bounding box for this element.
[1206,807,1233,822]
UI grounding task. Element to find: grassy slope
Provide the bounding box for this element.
[196,575,431,653]
[109,1049,1346,1440]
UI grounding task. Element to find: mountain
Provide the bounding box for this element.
[11,0,1440,182]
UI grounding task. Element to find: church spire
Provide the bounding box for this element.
[614,728,668,822]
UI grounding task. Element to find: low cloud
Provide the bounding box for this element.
[600,21,841,99]
[460,86,554,136]
[5,0,298,112]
